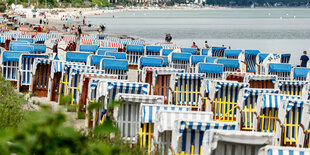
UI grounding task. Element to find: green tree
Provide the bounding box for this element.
[0,0,6,12]
[91,0,111,7]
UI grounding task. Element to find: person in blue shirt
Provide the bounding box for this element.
[300,51,309,67]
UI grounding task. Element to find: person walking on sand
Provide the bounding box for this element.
[300,51,309,67]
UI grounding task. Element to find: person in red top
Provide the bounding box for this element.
[191,42,198,48]
[37,25,42,32]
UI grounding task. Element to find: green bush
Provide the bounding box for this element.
[0,76,26,129]
[0,1,6,13]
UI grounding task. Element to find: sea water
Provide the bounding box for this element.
[87,8,310,65]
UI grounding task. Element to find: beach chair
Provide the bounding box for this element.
[254,94,301,133]
[170,73,205,109]
[19,54,49,92]
[237,88,280,131]
[258,145,310,155]
[278,81,308,96]
[297,100,310,148]
[170,120,237,155]
[209,81,249,121]
[153,111,214,155]
[147,68,185,104]
[244,74,278,89]
[30,44,46,54]
[105,52,127,60]
[67,68,105,107]
[85,77,121,128]
[210,47,226,57]
[216,58,240,72]
[87,55,115,69]
[94,81,149,126]
[139,57,164,70]
[106,37,120,43]
[302,84,310,100]
[292,67,310,81]
[11,44,34,53]
[145,45,162,56]
[66,51,91,64]
[181,48,198,55]
[17,37,33,44]
[97,47,118,55]
[79,44,98,53]
[31,58,53,97]
[281,53,291,63]
[169,52,191,72]
[120,39,132,45]
[139,104,191,154]
[147,56,169,67]
[79,74,117,120]
[190,55,207,73]
[256,53,281,75]
[131,40,145,46]
[80,37,95,45]
[34,36,48,44]
[126,45,144,69]
[275,99,310,146]
[161,49,174,56]
[200,48,210,56]
[1,51,28,87]
[223,72,254,83]
[114,94,164,144]
[200,130,274,155]
[100,59,128,80]
[205,57,217,63]
[196,63,223,80]
[240,50,260,73]
[267,63,292,81]
[224,49,242,59]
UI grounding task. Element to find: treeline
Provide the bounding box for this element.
[5,0,111,8]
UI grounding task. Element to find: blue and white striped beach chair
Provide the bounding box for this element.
[126,45,144,67]
[170,73,205,109]
[275,99,310,146]
[66,52,91,64]
[139,104,191,154]
[224,49,242,59]
[97,47,118,55]
[216,58,240,72]
[278,81,308,96]
[31,58,53,98]
[267,63,292,81]
[292,67,310,81]
[114,94,164,143]
[201,130,274,155]
[11,45,34,53]
[131,40,145,46]
[190,55,207,73]
[254,94,301,133]
[258,145,310,155]
[105,52,127,60]
[210,47,226,57]
[120,39,132,45]
[209,81,249,121]
[181,48,198,55]
[88,55,115,69]
[1,51,28,86]
[145,46,162,56]
[196,63,223,80]
[169,52,191,72]
[171,120,237,155]
[139,57,164,70]
[100,59,128,80]
[19,54,49,92]
[30,44,46,54]
[79,44,98,53]
[154,111,214,155]
[281,54,291,63]
[242,50,260,73]
[106,37,120,43]
[161,49,174,56]
[237,88,280,131]
[95,81,150,125]
[244,74,278,89]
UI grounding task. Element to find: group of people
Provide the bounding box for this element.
[62,24,82,37]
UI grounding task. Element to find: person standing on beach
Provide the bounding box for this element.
[165,33,172,43]
[39,19,42,24]
[83,16,86,25]
[204,41,210,48]
[191,42,198,48]
[78,25,82,38]
[300,51,309,67]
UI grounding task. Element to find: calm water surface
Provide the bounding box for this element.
[88,8,310,64]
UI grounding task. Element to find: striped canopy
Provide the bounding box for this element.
[260,93,301,109]
[139,104,191,123]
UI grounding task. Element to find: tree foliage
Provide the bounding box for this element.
[0,0,6,12]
